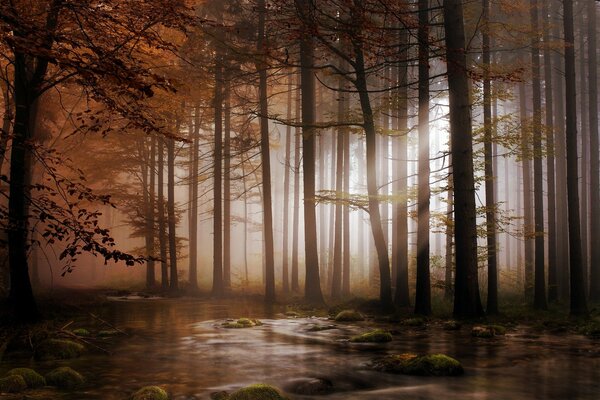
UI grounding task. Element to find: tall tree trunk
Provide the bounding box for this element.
[296,0,325,305]
[223,82,232,291]
[331,87,344,299]
[563,0,588,317]
[282,73,293,295]
[342,101,351,296]
[167,119,179,292]
[212,54,224,298]
[158,136,169,289]
[543,1,558,303]
[578,7,589,297]
[519,82,534,298]
[443,0,485,318]
[530,0,547,309]
[415,0,431,316]
[292,72,302,293]
[394,24,410,308]
[445,170,454,300]
[258,0,276,303]
[483,0,498,313]
[588,0,600,302]
[144,137,156,289]
[189,105,200,291]
[352,35,393,311]
[0,82,12,176]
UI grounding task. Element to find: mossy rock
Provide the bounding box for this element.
[45,367,85,390]
[98,329,120,337]
[7,368,46,388]
[307,324,336,332]
[131,386,169,400]
[72,328,91,337]
[35,339,84,360]
[443,320,461,331]
[222,318,262,329]
[210,391,230,400]
[229,384,287,400]
[350,329,393,343]
[402,317,426,327]
[372,353,463,376]
[284,311,302,318]
[472,325,505,338]
[0,375,27,393]
[334,310,364,322]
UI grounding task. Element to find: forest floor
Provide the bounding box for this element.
[0,289,599,399]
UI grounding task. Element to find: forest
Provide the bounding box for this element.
[0,0,599,399]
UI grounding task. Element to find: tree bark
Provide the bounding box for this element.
[157,136,168,289]
[223,81,232,291]
[189,105,200,291]
[443,0,484,318]
[212,54,224,298]
[282,73,293,295]
[292,71,302,293]
[167,119,179,292]
[519,82,534,298]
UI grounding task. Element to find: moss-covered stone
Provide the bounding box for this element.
[307,324,336,332]
[130,386,169,400]
[350,329,393,343]
[35,339,84,360]
[210,391,230,400]
[222,318,262,329]
[443,320,461,331]
[334,310,364,322]
[7,368,46,388]
[472,325,505,338]
[372,353,463,376]
[45,367,85,390]
[229,384,287,400]
[72,328,91,337]
[0,375,27,393]
[471,326,494,338]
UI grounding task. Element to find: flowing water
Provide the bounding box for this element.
[4,298,600,399]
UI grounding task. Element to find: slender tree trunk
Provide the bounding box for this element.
[563,0,588,316]
[353,36,393,311]
[394,25,410,308]
[530,0,547,309]
[415,0,431,316]
[483,0,498,313]
[282,73,293,295]
[292,72,301,293]
[332,88,344,299]
[223,82,232,291]
[212,54,224,298]
[189,105,200,291]
[543,1,558,303]
[296,0,325,305]
[342,100,351,296]
[445,170,454,300]
[167,119,179,292]
[258,0,276,303]
[143,137,155,289]
[0,82,12,176]
[158,136,169,289]
[588,0,600,302]
[519,82,534,299]
[443,0,485,318]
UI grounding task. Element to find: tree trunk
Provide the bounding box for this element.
[212,54,224,298]
[189,105,200,291]
[331,86,344,299]
[144,136,156,289]
[223,81,232,291]
[588,0,600,302]
[0,82,12,176]
[562,0,588,317]
[282,73,293,295]
[342,100,351,296]
[543,1,558,303]
[483,0,498,314]
[445,170,454,300]
[157,136,169,289]
[292,71,302,293]
[519,82,534,298]
[167,120,179,292]
[415,0,431,316]
[258,0,276,303]
[443,0,484,318]
[296,0,325,305]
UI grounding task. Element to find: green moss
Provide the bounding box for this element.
[130,386,169,400]
[72,328,91,337]
[350,329,393,343]
[98,330,120,337]
[229,384,287,400]
[334,310,364,322]
[402,317,426,327]
[443,320,461,331]
[488,324,507,335]
[307,324,336,332]
[45,367,85,390]
[222,318,262,329]
[210,391,230,400]
[471,326,495,338]
[578,321,600,337]
[372,353,463,376]
[0,375,27,393]
[35,339,84,360]
[7,368,46,388]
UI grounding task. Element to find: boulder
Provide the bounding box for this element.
[350,329,393,343]
[131,386,169,400]
[7,368,45,388]
[45,367,85,390]
[334,310,364,322]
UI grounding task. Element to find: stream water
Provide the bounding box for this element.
[4,298,600,399]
